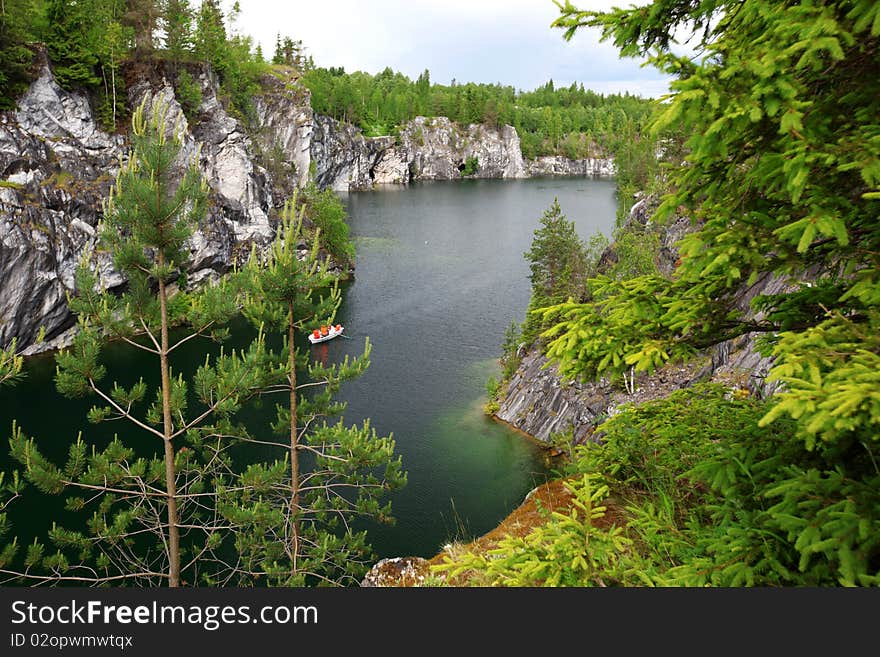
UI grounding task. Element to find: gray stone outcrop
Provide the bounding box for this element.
[1,59,311,353]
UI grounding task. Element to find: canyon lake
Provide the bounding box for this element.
[0,176,618,563]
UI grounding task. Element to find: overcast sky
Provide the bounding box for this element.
[229,0,671,98]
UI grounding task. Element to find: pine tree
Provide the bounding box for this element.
[272,32,282,65]
[521,199,590,343]
[44,0,100,89]
[162,0,194,64]
[0,334,26,572]
[0,339,23,388]
[193,0,226,74]
[524,198,588,307]
[542,0,880,584]
[233,199,406,585]
[2,99,404,587]
[5,98,275,586]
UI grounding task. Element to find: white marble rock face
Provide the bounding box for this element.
[0,60,313,354]
[1,56,616,354]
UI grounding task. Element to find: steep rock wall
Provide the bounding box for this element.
[528,155,614,177]
[1,55,618,353]
[310,115,529,191]
[399,116,527,181]
[0,58,312,354]
[252,74,313,192]
[311,115,397,191]
[308,114,615,192]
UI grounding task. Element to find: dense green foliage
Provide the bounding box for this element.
[174,67,202,118]
[0,0,274,126]
[472,0,880,587]
[437,472,633,586]
[591,384,879,585]
[0,0,40,110]
[302,66,654,158]
[441,384,880,586]
[518,197,659,344]
[492,0,880,585]
[163,0,194,64]
[546,0,880,442]
[43,0,100,89]
[299,182,355,264]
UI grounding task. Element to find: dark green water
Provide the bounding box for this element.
[0,176,617,563]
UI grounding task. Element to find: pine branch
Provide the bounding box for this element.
[89,378,166,440]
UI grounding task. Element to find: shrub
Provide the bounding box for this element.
[301,182,355,263]
[434,474,640,586]
[460,155,479,177]
[574,384,880,586]
[442,384,880,586]
[500,321,522,379]
[363,121,390,137]
[175,69,204,120]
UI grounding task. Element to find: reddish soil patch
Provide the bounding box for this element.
[428,477,625,585]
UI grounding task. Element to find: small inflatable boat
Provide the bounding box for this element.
[308,324,344,344]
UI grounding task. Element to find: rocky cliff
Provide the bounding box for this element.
[311,115,400,191]
[1,54,617,354]
[494,194,785,445]
[308,114,529,191]
[528,155,614,178]
[399,116,527,181]
[0,56,311,354]
[308,115,623,192]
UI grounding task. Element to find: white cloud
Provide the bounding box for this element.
[228,0,671,98]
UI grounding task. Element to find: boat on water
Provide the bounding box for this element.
[308,324,344,344]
